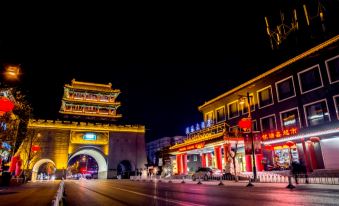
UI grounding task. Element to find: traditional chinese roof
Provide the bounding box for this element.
[65,79,120,93]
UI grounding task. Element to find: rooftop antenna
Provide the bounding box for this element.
[265,0,326,50]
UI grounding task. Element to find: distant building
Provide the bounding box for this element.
[146,136,185,165]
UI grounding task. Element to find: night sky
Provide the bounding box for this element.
[1,1,338,142]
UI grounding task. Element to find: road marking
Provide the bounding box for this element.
[110,185,207,206]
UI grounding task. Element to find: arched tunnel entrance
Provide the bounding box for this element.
[31,159,56,182]
[68,149,107,179]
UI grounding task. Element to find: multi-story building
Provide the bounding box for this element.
[146,136,186,165]
[59,79,122,121]
[16,79,147,180]
[170,35,339,175]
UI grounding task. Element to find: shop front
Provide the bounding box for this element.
[262,124,339,172]
[169,122,249,175]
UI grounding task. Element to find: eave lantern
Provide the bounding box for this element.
[238,118,252,130]
[0,97,15,115]
[32,145,41,153]
[264,145,274,151]
[310,137,320,143]
[286,141,295,147]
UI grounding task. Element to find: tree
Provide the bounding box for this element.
[15,128,41,181]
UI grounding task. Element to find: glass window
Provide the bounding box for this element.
[252,120,258,131]
[276,77,295,101]
[228,101,239,119]
[326,55,339,83]
[193,155,198,162]
[205,112,214,122]
[216,107,225,122]
[258,87,273,108]
[305,100,330,126]
[280,109,300,129]
[241,94,255,114]
[334,96,339,119]
[261,115,276,132]
[298,65,323,93]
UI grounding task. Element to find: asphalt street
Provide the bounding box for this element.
[64,179,339,206]
[0,180,60,206]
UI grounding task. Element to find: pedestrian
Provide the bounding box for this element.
[291,161,300,184]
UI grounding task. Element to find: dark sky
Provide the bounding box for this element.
[0,1,338,142]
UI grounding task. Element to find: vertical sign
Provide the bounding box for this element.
[244,133,252,155]
[253,132,262,154]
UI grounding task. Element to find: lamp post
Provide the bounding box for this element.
[239,92,257,182]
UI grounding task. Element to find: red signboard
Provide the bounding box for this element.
[261,127,298,141]
[244,133,252,155]
[178,142,205,152]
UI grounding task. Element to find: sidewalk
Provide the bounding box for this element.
[131,177,339,190]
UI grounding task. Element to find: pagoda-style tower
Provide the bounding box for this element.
[59,79,122,121]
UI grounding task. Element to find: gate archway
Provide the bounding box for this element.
[68,148,107,179]
[31,159,56,182]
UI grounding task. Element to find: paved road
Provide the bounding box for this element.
[0,180,60,206]
[64,179,339,206]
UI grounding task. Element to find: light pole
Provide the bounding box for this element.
[239,92,257,182]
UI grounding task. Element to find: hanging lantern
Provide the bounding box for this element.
[310,137,320,143]
[238,118,252,129]
[286,141,295,147]
[31,145,41,153]
[0,97,15,116]
[264,144,274,151]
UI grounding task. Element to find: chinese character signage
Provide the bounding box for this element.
[261,127,298,141]
[253,133,261,154]
[244,133,252,155]
[178,142,205,152]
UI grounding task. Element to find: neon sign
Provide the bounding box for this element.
[178,142,205,152]
[261,127,298,141]
[83,133,97,140]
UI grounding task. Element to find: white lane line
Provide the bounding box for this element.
[110,185,206,206]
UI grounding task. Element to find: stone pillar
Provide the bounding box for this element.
[176,154,182,174]
[255,154,264,171]
[245,155,252,172]
[308,141,318,170]
[201,153,206,167]
[214,146,223,170]
[301,138,312,172]
[182,153,188,174]
[207,153,212,167]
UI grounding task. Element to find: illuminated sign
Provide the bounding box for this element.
[83,133,97,140]
[178,142,205,152]
[261,127,298,141]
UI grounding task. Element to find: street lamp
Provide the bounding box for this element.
[238,92,257,183]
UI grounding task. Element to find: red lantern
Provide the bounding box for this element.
[238,118,252,129]
[31,145,41,153]
[264,145,274,151]
[310,137,320,143]
[0,97,15,114]
[286,141,295,147]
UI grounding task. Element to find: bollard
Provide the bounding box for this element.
[181,176,185,184]
[197,176,202,184]
[218,176,224,186]
[246,177,254,187]
[286,176,295,189]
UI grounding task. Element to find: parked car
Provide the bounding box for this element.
[192,167,223,181]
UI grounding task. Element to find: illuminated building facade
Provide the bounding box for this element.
[18,80,147,181]
[60,79,122,120]
[170,35,339,174]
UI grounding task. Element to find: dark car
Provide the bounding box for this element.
[192,167,223,181]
